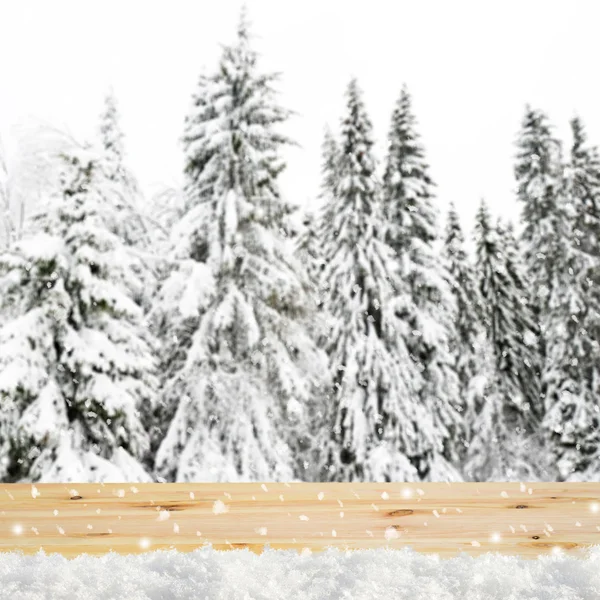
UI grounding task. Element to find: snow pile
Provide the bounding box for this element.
[0,546,599,599]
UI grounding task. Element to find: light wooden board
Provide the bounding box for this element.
[1,482,599,559]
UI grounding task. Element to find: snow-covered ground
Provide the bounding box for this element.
[0,546,599,599]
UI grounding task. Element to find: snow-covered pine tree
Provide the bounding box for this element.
[543,117,600,480]
[296,128,339,308]
[296,211,324,306]
[295,128,345,480]
[442,204,486,457]
[97,92,159,309]
[318,78,430,483]
[0,148,157,483]
[513,106,567,477]
[98,92,146,241]
[293,207,330,479]
[382,85,463,480]
[466,201,542,480]
[501,220,544,420]
[514,106,564,322]
[99,93,134,192]
[152,11,324,483]
[319,127,341,201]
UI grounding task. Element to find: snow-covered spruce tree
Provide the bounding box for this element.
[294,129,342,479]
[382,85,463,480]
[318,78,432,483]
[296,128,339,308]
[97,92,159,309]
[0,148,157,483]
[293,208,331,478]
[501,220,545,420]
[466,201,542,480]
[152,12,324,483]
[99,93,135,192]
[319,126,341,201]
[542,117,600,481]
[296,210,324,306]
[442,204,487,457]
[514,106,565,330]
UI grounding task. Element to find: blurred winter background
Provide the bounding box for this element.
[0,0,599,484]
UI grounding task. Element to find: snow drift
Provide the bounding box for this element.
[0,546,599,600]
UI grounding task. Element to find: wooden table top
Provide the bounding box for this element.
[1,482,599,559]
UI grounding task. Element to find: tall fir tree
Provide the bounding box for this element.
[151,11,324,483]
[296,210,324,308]
[99,93,132,191]
[0,148,157,483]
[294,207,330,480]
[514,106,569,478]
[294,129,342,480]
[382,85,463,480]
[466,201,543,480]
[543,117,600,480]
[319,78,431,483]
[515,107,565,306]
[98,92,147,244]
[501,220,544,419]
[296,127,339,309]
[442,204,486,455]
[97,92,158,310]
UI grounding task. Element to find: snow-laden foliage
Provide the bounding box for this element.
[96,93,159,309]
[467,202,544,480]
[0,149,157,483]
[382,86,463,480]
[151,11,324,483]
[463,345,540,481]
[442,205,486,456]
[296,128,339,309]
[318,79,426,483]
[296,211,324,309]
[3,6,600,484]
[515,106,565,314]
[542,117,600,481]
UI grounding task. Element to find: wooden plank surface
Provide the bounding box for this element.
[1,482,599,559]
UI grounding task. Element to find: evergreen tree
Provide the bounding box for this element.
[513,106,567,477]
[296,210,324,306]
[296,127,339,309]
[543,117,600,480]
[0,148,157,483]
[97,92,158,310]
[514,106,564,314]
[296,126,342,316]
[295,208,330,477]
[294,130,342,480]
[501,220,544,419]
[442,204,486,454]
[319,78,427,483]
[152,11,324,483]
[467,201,542,480]
[99,93,132,191]
[98,92,147,243]
[382,85,463,480]
[319,127,341,201]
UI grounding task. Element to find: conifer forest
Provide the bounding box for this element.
[1,9,600,485]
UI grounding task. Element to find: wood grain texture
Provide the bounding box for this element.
[1,482,600,559]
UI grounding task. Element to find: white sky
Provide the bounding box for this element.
[2,0,600,235]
